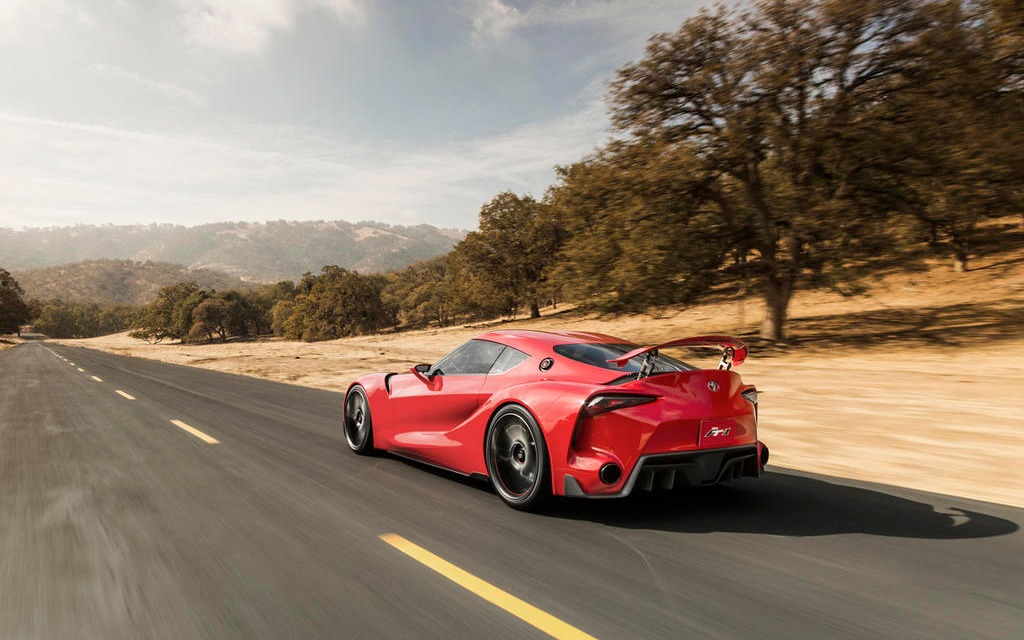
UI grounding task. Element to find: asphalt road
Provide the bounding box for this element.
[1,342,1022,640]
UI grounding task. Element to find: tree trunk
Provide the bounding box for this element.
[949,229,970,272]
[760,280,790,341]
[529,301,541,319]
[952,244,969,272]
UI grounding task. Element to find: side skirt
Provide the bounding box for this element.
[387,449,489,484]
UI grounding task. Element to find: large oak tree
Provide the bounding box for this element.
[0,268,30,335]
[603,0,930,339]
[449,192,564,320]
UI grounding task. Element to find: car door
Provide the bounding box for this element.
[387,340,506,464]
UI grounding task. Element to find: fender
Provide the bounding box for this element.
[468,380,608,492]
[347,374,395,449]
[418,380,602,479]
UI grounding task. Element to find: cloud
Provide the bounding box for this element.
[467,0,701,48]
[175,0,364,54]
[0,98,609,230]
[93,64,206,107]
[0,0,93,46]
[469,0,524,49]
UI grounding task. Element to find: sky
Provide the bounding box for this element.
[0,0,703,231]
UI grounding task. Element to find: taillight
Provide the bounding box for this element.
[582,394,657,417]
[741,388,761,423]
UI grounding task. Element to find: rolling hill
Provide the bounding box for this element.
[0,220,464,282]
[13,259,251,305]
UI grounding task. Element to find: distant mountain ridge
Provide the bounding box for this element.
[0,220,465,281]
[14,259,251,305]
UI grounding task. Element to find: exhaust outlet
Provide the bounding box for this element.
[598,463,622,485]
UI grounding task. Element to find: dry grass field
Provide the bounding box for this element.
[59,243,1024,507]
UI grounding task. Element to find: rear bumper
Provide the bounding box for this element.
[562,444,766,498]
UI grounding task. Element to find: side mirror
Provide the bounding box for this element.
[411,363,433,383]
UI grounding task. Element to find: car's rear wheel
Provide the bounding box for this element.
[485,405,550,510]
[343,385,374,454]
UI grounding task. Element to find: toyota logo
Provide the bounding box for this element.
[707,381,720,392]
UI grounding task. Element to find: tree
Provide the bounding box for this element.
[449,191,565,319]
[130,281,204,342]
[30,299,139,338]
[0,268,31,335]
[271,299,295,336]
[279,266,390,341]
[883,0,1024,271]
[606,0,929,339]
[244,281,295,336]
[548,140,732,310]
[189,298,231,343]
[382,256,456,328]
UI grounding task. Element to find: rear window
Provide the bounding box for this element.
[553,343,694,374]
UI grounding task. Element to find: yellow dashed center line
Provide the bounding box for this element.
[379,533,597,640]
[91,375,103,382]
[115,390,136,400]
[169,419,219,444]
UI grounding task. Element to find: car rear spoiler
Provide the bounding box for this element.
[607,336,748,374]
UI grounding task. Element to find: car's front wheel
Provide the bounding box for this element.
[343,385,374,454]
[485,405,550,510]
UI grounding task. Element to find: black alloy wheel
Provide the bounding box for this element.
[344,385,374,454]
[485,405,550,510]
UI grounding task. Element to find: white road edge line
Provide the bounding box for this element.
[115,390,136,400]
[169,419,219,444]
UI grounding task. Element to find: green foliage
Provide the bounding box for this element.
[551,0,1023,340]
[382,256,456,328]
[548,141,730,310]
[0,268,31,334]
[447,192,565,319]
[245,281,296,335]
[30,300,139,339]
[879,0,1024,271]
[279,266,390,341]
[270,300,295,336]
[127,281,287,344]
[130,282,203,343]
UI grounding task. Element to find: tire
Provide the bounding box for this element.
[485,405,550,510]
[343,385,374,454]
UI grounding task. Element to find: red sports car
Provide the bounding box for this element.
[343,330,768,510]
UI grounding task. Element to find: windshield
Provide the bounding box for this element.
[553,343,694,374]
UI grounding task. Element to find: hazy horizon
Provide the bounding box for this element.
[0,217,469,233]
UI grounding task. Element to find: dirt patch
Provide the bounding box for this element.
[59,251,1024,507]
[0,336,24,351]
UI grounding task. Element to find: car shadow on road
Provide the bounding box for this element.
[546,469,1021,540]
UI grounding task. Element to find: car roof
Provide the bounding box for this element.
[476,329,630,353]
